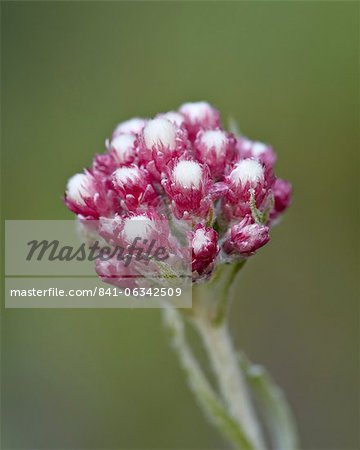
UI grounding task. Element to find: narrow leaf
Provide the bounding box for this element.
[239,353,299,450]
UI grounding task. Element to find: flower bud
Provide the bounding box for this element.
[66,173,91,207]
[139,118,188,178]
[65,171,116,219]
[162,159,212,220]
[224,158,270,219]
[179,102,220,140]
[143,118,178,151]
[99,211,164,248]
[122,214,157,243]
[192,224,219,275]
[114,211,173,254]
[195,129,235,178]
[112,166,157,211]
[223,215,270,256]
[97,212,190,286]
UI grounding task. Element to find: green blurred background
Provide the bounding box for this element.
[1,1,359,449]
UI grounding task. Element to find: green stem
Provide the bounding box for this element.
[189,262,266,449]
[163,308,256,450]
[192,316,266,450]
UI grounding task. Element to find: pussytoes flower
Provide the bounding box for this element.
[64,102,292,285]
[138,118,188,178]
[111,165,158,211]
[192,224,219,276]
[65,170,116,219]
[99,209,166,246]
[162,159,212,220]
[223,215,270,256]
[99,209,179,260]
[195,129,236,178]
[118,211,172,249]
[223,158,273,220]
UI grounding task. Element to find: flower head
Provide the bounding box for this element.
[139,118,188,178]
[112,165,158,211]
[65,170,116,219]
[223,158,273,219]
[143,118,178,151]
[195,129,236,178]
[64,102,291,285]
[162,159,212,220]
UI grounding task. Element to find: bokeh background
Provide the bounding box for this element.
[1,2,359,449]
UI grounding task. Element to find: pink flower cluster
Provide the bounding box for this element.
[65,102,291,283]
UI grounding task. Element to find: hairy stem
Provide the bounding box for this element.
[192,316,265,450]
[163,308,256,450]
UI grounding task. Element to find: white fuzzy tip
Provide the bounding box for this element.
[113,118,147,136]
[143,118,177,150]
[113,167,140,185]
[230,159,264,186]
[193,228,210,253]
[201,130,227,155]
[66,173,90,205]
[173,160,203,189]
[179,102,213,121]
[123,215,155,241]
[111,134,136,160]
